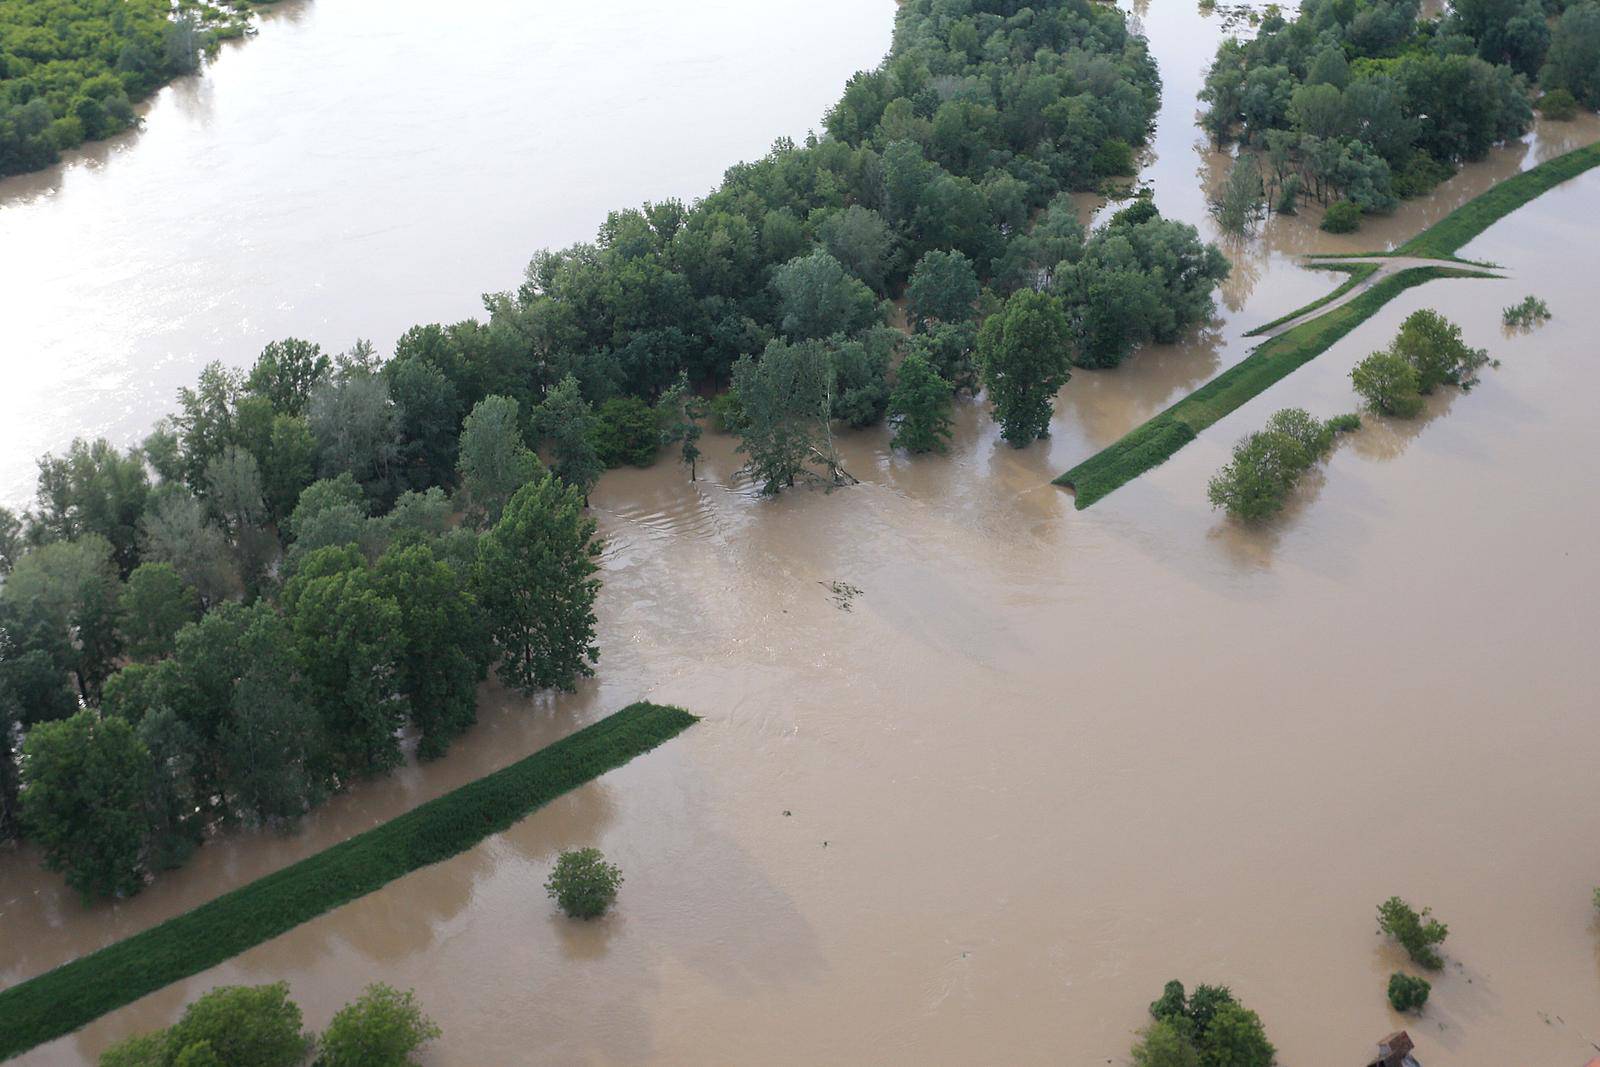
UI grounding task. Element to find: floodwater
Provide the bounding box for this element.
[0,0,894,508]
[7,2,1600,1065]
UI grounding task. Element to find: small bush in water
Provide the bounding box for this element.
[1502,295,1552,328]
[1206,408,1338,522]
[1387,972,1431,1013]
[1320,200,1362,233]
[1377,896,1449,970]
[546,847,623,919]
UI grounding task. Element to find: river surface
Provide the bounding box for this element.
[6,2,1600,1065]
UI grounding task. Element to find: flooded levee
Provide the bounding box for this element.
[7,1,1600,1065]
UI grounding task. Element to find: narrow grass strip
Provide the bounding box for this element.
[1056,267,1491,507]
[1396,140,1600,259]
[1244,263,1378,337]
[0,701,699,1061]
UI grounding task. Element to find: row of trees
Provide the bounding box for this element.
[101,981,438,1067]
[1200,0,1600,229]
[0,0,259,178]
[1,343,604,897]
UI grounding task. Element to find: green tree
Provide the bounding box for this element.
[888,353,954,454]
[1131,1020,1200,1067]
[1198,1003,1275,1067]
[136,707,204,870]
[546,847,623,919]
[259,414,320,524]
[2,534,124,703]
[162,982,312,1067]
[1351,351,1424,417]
[1210,157,1264,234]
[1542,3,1600,110]
[1389,309,1488,393]
[1377,896,1449,969]
[907,250,980,330]
[0,505,21,575]
[244,338,330,417]
[282,546,404,777]
[21,710,151,900]
[655,373,704,481]
[1387,972,1431,1012]
[139,489,237,607]
[731,341,831,494]
[1207,422,1316,523]
[772,249,881,340]
[373,542,489,759]
[977,289,1072,447]
[28,437,150,575]
[220,618,325,827]
[456,395,540,526]
[475,476,602,694]
[818,204,895,294]
[535,375,604,504]
[117,562,200,661]
[593,395,662,468]
[387,355,463,493]
[318,984,441,1067]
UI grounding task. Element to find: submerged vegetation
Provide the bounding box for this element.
[1502,294,1552,328]
[1352,309,1490,417]
[1377,895,1450,970]
[1133,980,1276,1067]
[1387,972,1431,1013]
[0,702,697,1060]
[1058,133,1600,508]
[1199,0,1556,224]
[99,981,439,1067]
[1207,408,1350,522]
[0,0,277,178]
[546,847,624,920]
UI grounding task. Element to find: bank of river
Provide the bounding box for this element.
[6,2,1600,1064]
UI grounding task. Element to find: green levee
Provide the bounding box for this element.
[0,701,699,1061]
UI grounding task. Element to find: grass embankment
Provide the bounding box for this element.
[1244,263,1379,338]
[1397,140,1600,259]
[0,701,698,1061]
[1056,267,1491,508]
[1057,140,1600,508]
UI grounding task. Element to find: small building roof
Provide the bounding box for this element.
[1378,1031,1414,1055]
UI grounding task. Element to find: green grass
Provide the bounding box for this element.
[1057,140,1600,508]
[1056,267,1492,507]
[1244,263,1378,337]
[1397,141,1600,259]
[0,701,698,1061]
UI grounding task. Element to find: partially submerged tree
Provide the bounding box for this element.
[888,353,954,454]
[978,289,1072,447]
[546,847,623,919]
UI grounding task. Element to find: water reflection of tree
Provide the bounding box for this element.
[1349,388,1461,464]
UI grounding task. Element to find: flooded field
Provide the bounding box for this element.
[5,1,1600,1065]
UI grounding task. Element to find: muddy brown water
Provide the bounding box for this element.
[6,1,1600,1064]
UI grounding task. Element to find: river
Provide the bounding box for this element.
[5,1,1600,1065]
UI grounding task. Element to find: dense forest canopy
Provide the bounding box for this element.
[0,0,266,178]
[0,0,1235,901]
[1200,0,1600,217]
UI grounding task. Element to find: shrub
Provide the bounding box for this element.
[1206,408,1330,522]
[1320,200,1362,233]
[708,391,746,433]
[1351,351,1424,418]
[1377,896,1449,970]
[1502,295,1552,328]
[1538,89,1579,121]
[1390,309,1489,392]
[1387,972,1431,1013]
[318,984,440,1067]
[1325,412,1362,434]
[546,847,622,919]
[1093,138,1136,177]
[1139,981,1274,1067]
[1393,153,1456,200]
[591,396,661,469]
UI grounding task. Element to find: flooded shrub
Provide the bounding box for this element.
[1377,896,1449,969]
[546,847,623,919]
[1325,412,1362,434]
[1093,138,1137,177]
[1320,200,1362,233]
[708,391,746,433]
[1390,309,1489,392]
[1387,972,1431,1013]
[1206,408,1335,521]
[1351,352,1424,418]
[1138,980,1274,1067]
[1537,89,1579,120]
[1502,295,1552,328]
[318,983,441,1067]
[592,396,661,469]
